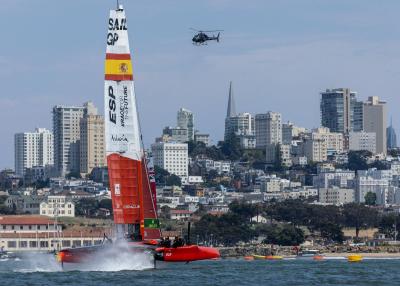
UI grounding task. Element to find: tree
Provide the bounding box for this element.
[75,198,98,217]
[343,203,378,238]
[159,205,171,219]
[261,224,305,246]
[166,174,181,187]
[319,223,344,243]
[98,199,113,214]
[364,192,377,206]
[218,133,242,161]
[347,150,371,171]
[154,165,181,186]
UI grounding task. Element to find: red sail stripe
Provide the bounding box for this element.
[105,74,133,81]
[106,53,131,60]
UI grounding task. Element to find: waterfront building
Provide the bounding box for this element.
[40,195,75,217]
[387,117,397,150]
[53,105,85,176]
[14,128,54,176]
[363,96,387,155]
[177,108,194,141]
[255,112,282,149]
[151,142,188,178]
[6,195,42,214]
[0,215,108,252]
[320,88,363,133]
[318,187,355,205]
[349,131,376,154]
[79,102,106,175]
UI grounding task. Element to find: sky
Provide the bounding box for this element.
[1,0,400,169]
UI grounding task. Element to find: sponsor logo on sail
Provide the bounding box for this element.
[111,134,128,142]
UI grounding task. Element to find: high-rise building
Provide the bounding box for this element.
[79,102,106,175]
[225,113,254,139]
[177,108,194,142]
[162,126,188,143]
[14,128,54,176]
[349,131,376,154]
[53,105,84,177]
[387,117,397,150]
[151,142,188,178]
[255,112,282,149]
[363,96,387,154]
[224,81,237,139]
[320,88,363,133]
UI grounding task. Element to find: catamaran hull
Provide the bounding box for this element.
[155,245,220,262]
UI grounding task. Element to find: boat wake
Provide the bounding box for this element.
[11,242,154,272]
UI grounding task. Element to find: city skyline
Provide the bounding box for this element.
[2,0,400,169]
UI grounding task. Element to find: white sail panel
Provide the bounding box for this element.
[104,80,141,161]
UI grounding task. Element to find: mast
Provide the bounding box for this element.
[104,4,160,240]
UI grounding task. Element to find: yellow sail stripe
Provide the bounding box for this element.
[105,59,133,76]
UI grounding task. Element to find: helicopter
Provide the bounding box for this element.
[190,28,223,45]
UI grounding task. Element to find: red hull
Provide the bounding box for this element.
[155,245,220,262]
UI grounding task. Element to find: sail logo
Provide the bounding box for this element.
[111,134,128,142]
[114,184,121,196]
[107,18,127,46]
[123,204,140,209]
[119,86,129,127]
[108,86,116,124]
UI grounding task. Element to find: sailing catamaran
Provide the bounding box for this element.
[56,4,219,265]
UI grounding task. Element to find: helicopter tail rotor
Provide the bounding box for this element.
[217,32,220,43]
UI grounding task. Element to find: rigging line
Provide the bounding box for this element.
[133,81,160,222]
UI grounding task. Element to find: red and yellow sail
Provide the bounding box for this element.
[104,5,159,240]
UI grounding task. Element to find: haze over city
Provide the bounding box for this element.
[1,0,400,169]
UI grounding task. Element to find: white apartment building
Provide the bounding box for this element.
[319,187,355,205]
[255,112,282,149]
[310,127,343,155]
[14,128,53,176]
[313,170,355,189]
[303,138,327,162]
[151,142,188,178]
[349,131,376,154]
[40,195,75,217]
[355,176,389,204]
[177,108,194,141]
[53,105,84,176]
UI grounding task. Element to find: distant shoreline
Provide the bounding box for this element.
[323,252,400,258]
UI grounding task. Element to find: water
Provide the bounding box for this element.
[1,255,400,286]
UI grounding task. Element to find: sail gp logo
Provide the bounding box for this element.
[111,134,128,142]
